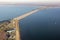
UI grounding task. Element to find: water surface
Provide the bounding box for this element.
[0,5,60,40]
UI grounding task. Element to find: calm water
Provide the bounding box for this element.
[0,5,60,40]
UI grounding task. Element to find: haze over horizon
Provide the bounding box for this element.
[0,0,60,4]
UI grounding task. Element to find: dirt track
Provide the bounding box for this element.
[0,31,6,40]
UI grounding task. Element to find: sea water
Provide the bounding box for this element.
[0,5,60,40]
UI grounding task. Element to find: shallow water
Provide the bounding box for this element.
[0,5,60,40]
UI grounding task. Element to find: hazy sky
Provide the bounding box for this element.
[0,0,60,3]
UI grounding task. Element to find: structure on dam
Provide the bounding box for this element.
[0,6,48,40]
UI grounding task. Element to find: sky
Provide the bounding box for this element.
[0,0,60,3]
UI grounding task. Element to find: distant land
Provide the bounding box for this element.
[0,2,60,7]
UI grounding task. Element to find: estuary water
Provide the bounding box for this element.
[0,5,60,40]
